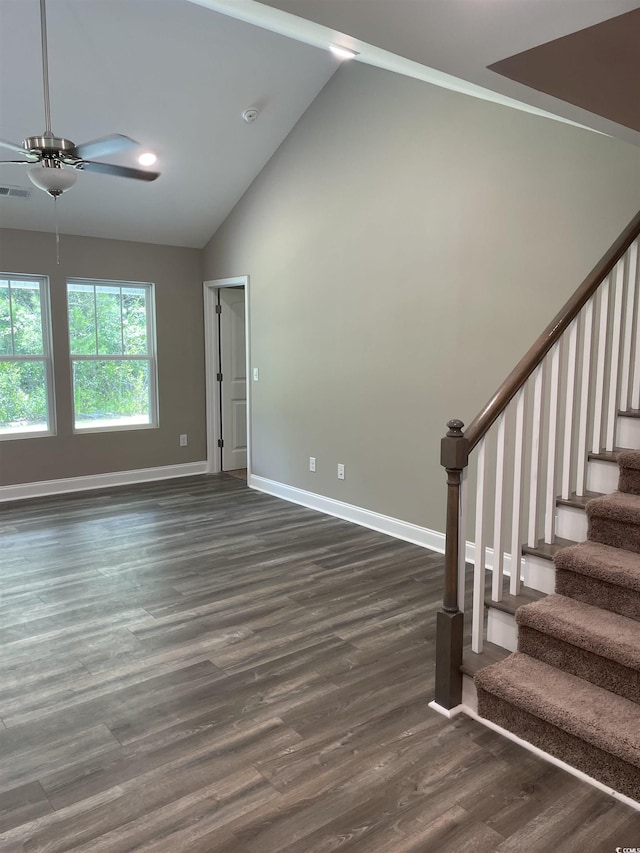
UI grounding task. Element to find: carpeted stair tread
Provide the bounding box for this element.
[618,450,640,470]
[619,450,640,496]
[587,491,640,553]
[516,594,640,670]
[587,490,640,522]
[475,652,640,769]
[554,541,640,590]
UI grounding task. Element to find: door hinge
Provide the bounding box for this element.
[218,438,224,448]
[215,304,222,314]
[216,372,223,382]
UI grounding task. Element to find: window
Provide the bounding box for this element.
[0,274,55,439]
[67,279,158,432]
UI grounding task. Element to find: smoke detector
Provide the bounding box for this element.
[242,108,259,123]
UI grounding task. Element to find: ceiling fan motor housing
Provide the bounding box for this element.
[24,135,76,157]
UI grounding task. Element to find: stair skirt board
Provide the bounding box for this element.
[476,687,640,803]
[449,694,640,813]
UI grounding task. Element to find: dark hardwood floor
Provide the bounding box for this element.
[1,474,638,852]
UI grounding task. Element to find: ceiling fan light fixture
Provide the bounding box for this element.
[138,152,157,166]
[28,162,77,197]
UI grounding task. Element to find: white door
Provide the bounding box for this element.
[220,287,247,470]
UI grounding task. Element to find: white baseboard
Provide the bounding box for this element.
[428,700,464,719]
[0,461,209,502]
[249,474,447,552]
[249,474,516,575]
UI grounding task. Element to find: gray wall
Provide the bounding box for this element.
[0,229,205,486]
[203,62,640,532]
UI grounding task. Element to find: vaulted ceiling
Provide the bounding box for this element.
[1,0,638,249]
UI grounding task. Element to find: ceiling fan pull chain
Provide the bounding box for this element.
[54,195,60,265]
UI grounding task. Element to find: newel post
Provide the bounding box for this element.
[434,419,469,710]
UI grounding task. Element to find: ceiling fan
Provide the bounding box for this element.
[0,0,160,198]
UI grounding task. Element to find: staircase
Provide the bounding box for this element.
[475,449,640,802]
[433,210,640,806]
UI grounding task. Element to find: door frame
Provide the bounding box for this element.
[203,276,251,476]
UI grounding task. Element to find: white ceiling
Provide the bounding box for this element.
[0,0,338,248]
[1,0,638,250]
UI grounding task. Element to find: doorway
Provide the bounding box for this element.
[203,276,251,477]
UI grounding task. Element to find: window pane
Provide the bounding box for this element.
[68,285,97,355]
[96,286,123,355]
[73,359,151,429]
[122,290,148,354]
[10,280,43,355]
[0,360,49,434]
[0,281,11,355]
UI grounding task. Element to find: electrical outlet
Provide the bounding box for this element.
[309,456,316,472]
[180,434,188,447]
[337,463,345,480]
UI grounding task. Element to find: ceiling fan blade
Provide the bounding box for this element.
[0,139,38,159]
[0,160,33,164]
[80,160,160,181]
[73,134,139,160]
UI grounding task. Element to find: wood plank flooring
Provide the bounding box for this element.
[1,474,639,852]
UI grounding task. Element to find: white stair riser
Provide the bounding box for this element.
[586,458,619,493]
[486,607,518,652]
[617,416,640,450]
[462,673,478,712]
[555,504,588,542]
[523,554,556,594]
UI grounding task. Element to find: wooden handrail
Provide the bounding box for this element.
[465,209,640,452]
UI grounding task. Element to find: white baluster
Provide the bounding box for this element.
[561,319,578,501]
[576,299,594,496]
[510,387,525,595]
[472,437,486,654]
[605,260,625,451]
[545,342,560,544]
[619,241,638,412]
[492,412,506,601]
[528,364,543,548]
[591,278,610,454]
[458,468,468,613]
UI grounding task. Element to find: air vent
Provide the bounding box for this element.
[0,185,31,199]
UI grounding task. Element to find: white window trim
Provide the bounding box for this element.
[0,273,56,441]
[67,278,159,434]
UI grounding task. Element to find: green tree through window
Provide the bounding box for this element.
[67,280,157,431]
[0,275,54,438]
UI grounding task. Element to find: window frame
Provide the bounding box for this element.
[0,272,56,441]
[66,277,159,434]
